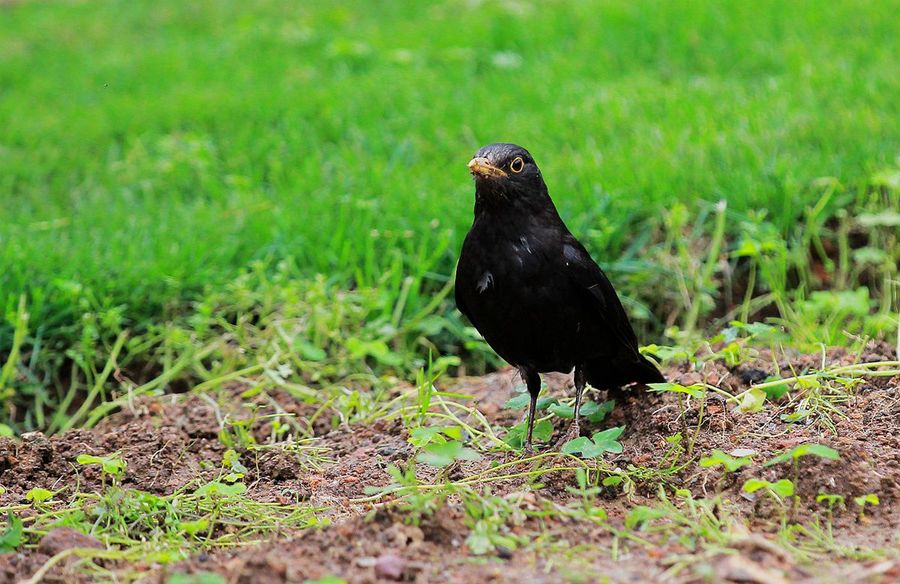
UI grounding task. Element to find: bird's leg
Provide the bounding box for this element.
[573,364,585,438]
[525,391,538,454]
[559,365,586,445]
[521,368,541,454]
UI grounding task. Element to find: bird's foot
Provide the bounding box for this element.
[557,421,582,447]
[522,441,535,455]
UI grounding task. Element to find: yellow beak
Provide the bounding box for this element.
[468,157,508,179]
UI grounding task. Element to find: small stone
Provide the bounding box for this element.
[714,554,789,584]
[386,522,424,547]
[38,528,104,556]
[376,444,401,457]
[496,545,513,559]
[738,368,768,385]
[478,402,499,417]
[374,553,405,581]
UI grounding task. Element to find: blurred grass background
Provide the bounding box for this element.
[0,0,897,431]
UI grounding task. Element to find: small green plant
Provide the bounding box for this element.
[408,425,463,448]
[659,433,686,471]
[220,449,248,483]
[549,399,615,424]
[303,577,348,584]
[737,387,767,413]
[700,449,754,492]
[77,452,127,489]
[624,504,668,530]
[461,489,524,556]
[853,494,879,520]
[648,383,707,455]
[25,487,54,506]
[218,413,260,450]
[742,478,795,519]
[370,464,450,524]
[816,493,846,537]
[413,352,453,424]
[194,481,247,498]
[166,572,228,584]
[0,512,23,553]
[765,443,840,488]
[600,473,627,494]
[177,518,210,538]
[416,440,481,468]
[504,419,554,450]
[816,493,845,512]
[565,468,606,519]
[562,427,625,458]
[700,449,753,473]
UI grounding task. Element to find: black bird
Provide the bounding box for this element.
[455,143,664,451]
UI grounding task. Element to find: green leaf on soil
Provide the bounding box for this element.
[0,513,23,553]
[194,481,247,498]
[780,409,810,423]
[562,427,625,458]
[737,388,766,413]
[765,443,841,466]
[625,505,665,529]
[741,478,769,494]
[504,395,557,410]
[548,403,575,419]
[549,400,616,423]
[504,394,531,409]
[581,400,616,423]
[504,419,554,449]
[77,453,127,477]
[409,425,462,447]
[602,475,624,487]
[166,572,228,584]
[700,449,753,473]
[647,382,706,399]
[25,488,53,504]
[853,494,879,507]
[416,440,480,467]
[178,518,210,536]
[761,383,789,399]
[770,479,795,497]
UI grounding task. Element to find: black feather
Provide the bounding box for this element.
[455,143,664,449]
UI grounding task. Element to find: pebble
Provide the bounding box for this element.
[374,554,406,580]
[38,528,104,556]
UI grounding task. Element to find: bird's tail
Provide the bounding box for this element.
[584,353,665,392]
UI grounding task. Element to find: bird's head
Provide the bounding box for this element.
[467,143,549,210]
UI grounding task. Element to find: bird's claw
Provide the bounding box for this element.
[558,421,582,447]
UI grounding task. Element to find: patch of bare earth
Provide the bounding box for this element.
[0,344,897,583]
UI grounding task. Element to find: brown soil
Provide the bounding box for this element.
[0,344,897,583]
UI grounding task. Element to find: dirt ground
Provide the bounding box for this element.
[0,344,897,583]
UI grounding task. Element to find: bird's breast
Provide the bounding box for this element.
[456,227,609,371]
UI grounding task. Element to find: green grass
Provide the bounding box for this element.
[2,0,897,321]
[1,0,898,429]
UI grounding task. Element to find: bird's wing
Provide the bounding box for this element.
[561,235,641,353]
[454,273,470,320]
[454,252,482,331]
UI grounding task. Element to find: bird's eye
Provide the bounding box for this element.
[510,157,525,173]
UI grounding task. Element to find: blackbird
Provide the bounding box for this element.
[455,143,664,451]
